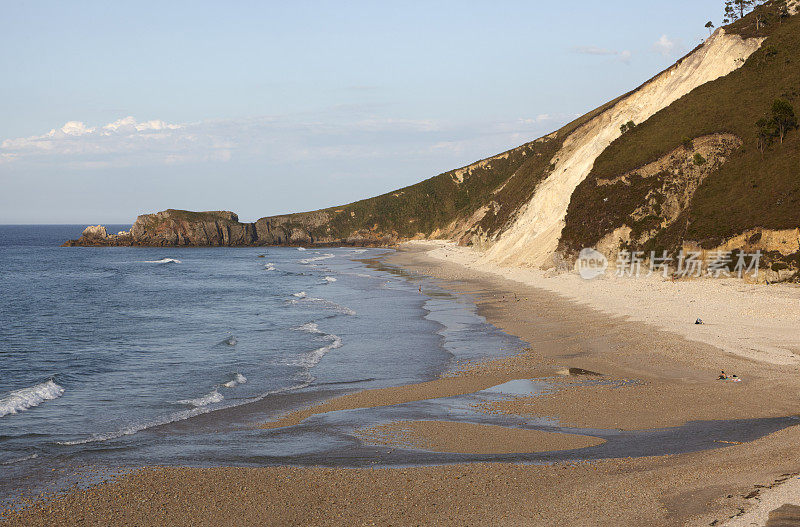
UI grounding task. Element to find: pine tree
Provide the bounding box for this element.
[772,99,798,144]
[735,0,754,19]
[723,0,737,23]
[722,0,765,24]
[755,117,776,154]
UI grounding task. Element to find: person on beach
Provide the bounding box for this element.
[718,371,728,380]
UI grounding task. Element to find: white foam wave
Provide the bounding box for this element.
[308,298,355,316]
[291,322,343,367]
[59,406,215,445]
[177,389,224,407]
[289,296,356,315]
[295,322,323,334]
[1,453,39,465]
[0,380,65,418]
[297,247,307,251]
[222,373,247,388]
[299,253,334,264]
[141,258,182,264]
[295,334,343,368]
[323,276,337,283]
[58,381,313,446]
[353,249,367,254]
[264,263,276,271]
[292,291,307,298]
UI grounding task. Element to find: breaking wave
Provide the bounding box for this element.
[292,323,342,368]
[0,380,65,418]
[289,296,356,316]
[292,291,307,298]
[297,335,342,368]
[295,322,323,334]
[222,373,247,388]
[177,389,224,407]
[1,453,39,466]
[323,276,337,283]
[297,247,307,251]
[142,258,182,264]
[299,253,334,265]
[58,381,312,446]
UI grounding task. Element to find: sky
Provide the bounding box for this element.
[0,0,727,224]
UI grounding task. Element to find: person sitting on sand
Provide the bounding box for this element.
[718,371,728,380]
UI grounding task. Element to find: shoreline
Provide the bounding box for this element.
[4,244,800,526]
[416,240,800,367]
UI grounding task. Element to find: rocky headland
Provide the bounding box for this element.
[62,209,399,247]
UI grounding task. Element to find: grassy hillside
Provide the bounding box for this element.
[561,5,799,255]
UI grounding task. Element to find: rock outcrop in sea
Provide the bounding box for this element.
[63,209,397,247]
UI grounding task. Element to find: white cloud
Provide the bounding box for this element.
[653,35,679,56]
[1,116,195,164]
[58,121,95,136]
[0,110,576,170]
[103,116,183,133]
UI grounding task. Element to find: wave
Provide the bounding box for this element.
[222,373,247,388]
[292,322,343,367]
[295,334,343,368]
[177,389,224,407]
[297,247,307,251]
[264,263,276,271]
[352,249,368,254]
[1,453,39,466]
[295,322,323,334]
[306,297,355,316]
[58,381,313,446]
[289,296,356,315]
[141,258,182,264]
[292,291,307,299]
[323,276,337,283]
[299,253,334,265]
[0,380,65,418]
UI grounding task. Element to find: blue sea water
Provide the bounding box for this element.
[0,225,524,500]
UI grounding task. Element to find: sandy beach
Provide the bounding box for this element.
[3,244,800,526]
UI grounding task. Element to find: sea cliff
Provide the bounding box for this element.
[62,209,398,247]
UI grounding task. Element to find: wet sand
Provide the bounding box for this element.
[3,426,800,527]
[356,420,606,454]
[4,244,800,526]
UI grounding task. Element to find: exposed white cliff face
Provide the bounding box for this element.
[483,29,764,269]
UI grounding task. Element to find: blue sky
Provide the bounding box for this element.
[0,0,725,223]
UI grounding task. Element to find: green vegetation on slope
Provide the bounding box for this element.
[561,6,800,254]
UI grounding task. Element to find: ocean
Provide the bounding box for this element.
[0,225,525,502]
